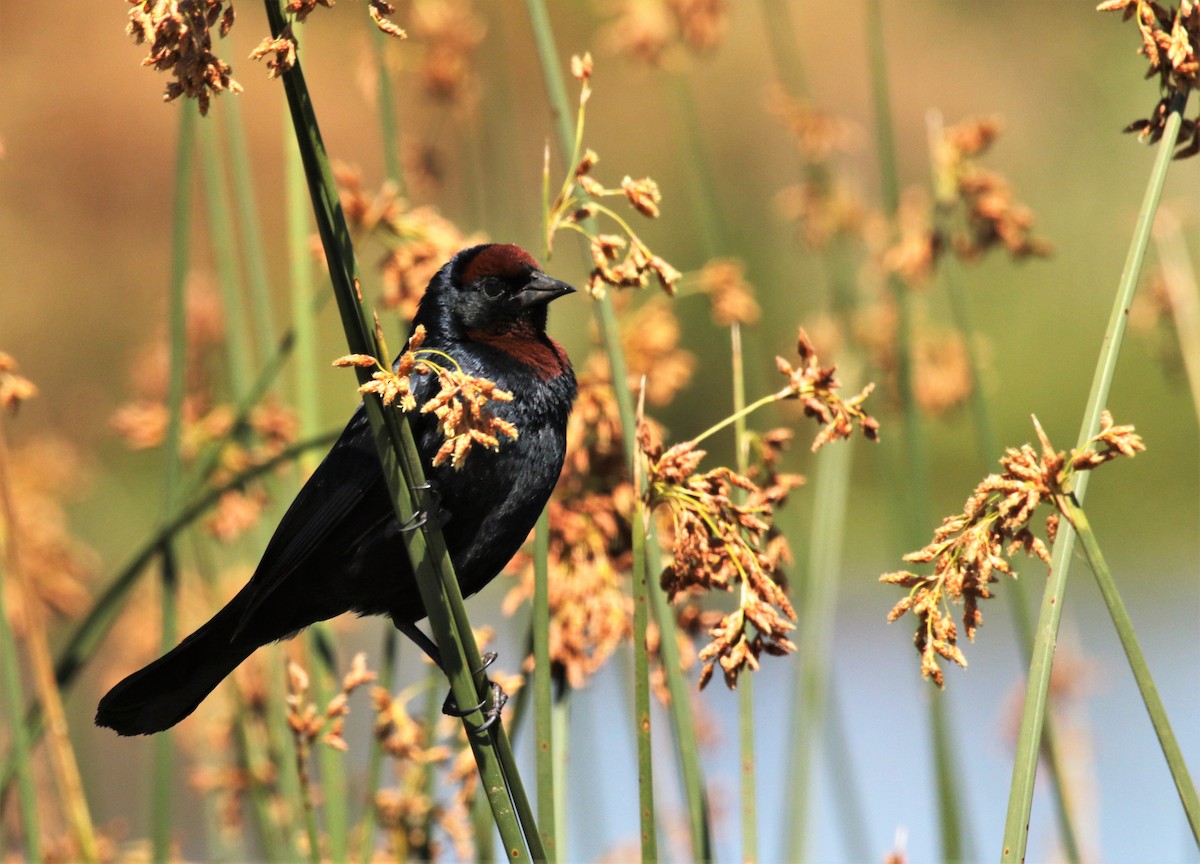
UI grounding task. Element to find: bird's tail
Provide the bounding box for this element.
[96,597,256,736]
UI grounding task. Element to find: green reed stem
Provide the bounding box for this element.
[369,21,404,191]
[822,682,872,861]
[264,3,544,859]
[533,510,558,862]
[631,501,658,863]
[1057,493,1200,843]
[941,255,1082,864]
[787,426,854,863]
[730,322,758,864]
[1001,89,1191,864]
[1151,211,1200,430]
[0,553,40,862]
[224,99,277,352]
[152,98,196,863]
[522,3,715,858]
[864,3,970,858]
[758,0,809,97]
[152,547,179,862]
[199,116,255,399]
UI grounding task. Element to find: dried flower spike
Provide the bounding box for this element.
[543,53,682,298]
[335,325,518,469]
[775,329,879,451]
[882,412,1145,686]
[639,422,800,690]
[127,0,242,115]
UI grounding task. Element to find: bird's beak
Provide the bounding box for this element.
[516,272,576,308]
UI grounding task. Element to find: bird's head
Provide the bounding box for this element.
[419,244,575,336]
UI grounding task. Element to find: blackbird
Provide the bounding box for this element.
[97,243,577,735]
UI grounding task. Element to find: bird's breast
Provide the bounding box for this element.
[465,326,570,381]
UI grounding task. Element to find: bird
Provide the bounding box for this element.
[97,243,577,736]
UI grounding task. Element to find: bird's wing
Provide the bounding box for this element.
[230,407,393,639]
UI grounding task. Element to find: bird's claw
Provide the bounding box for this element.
[442,651,508,733]
[400,483,450,533]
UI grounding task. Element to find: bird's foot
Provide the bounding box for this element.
[442,651,508,733]
[400,483,450,533]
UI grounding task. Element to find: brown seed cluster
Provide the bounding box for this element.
[249,28,297,79]
[602,0,728,65]
[1099,0,1200,156]
[936,118,1052,262]
[884,116,1050,288]
[127,0,241,115]
[0,352,37,414]
[505,374,634,689]
[1,439,97,633]
[882,412,1145,687]
[698,258,761,327]
[333,164,484,321]
[776,329,880,452]
[620,302,697,406]
[639,423,803,690]
[336,326,518,470]
[544,55,682,299]
[409,0,483,102]
[286,652,377,754]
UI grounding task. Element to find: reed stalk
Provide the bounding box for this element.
[264,2,544,857]
[1001,91,1191,863]
[863,3,970,857]
[521,2,714,857]
[0,408,98,864]
[0,538,40,861]
[1056,494,1199,843]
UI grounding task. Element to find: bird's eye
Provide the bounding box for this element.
[481,280,506,298]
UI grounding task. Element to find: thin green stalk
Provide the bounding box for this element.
[153,98,196,863]
[522,2,713,857]
[1001,90,1190,864]
[223,99,277,351]
[864,2,969,858]
[473,779,495,864]
[822,682,872,862]
[306,632,348,863]
[758,0,808,98]
[152,547,179,862]
[0,423,97,864]
[1057,494,1200,842]
[286,126,321,473]
[369,20,404,191]
[264,3,543,858]
[551,694,569,857]
[731,323,757,864]
[631,501,658,863]
[787,428,853,863]
[198,117,255,400]
[355,629,397,863]
[0,552,40,862]
[533,510,558,862]
[1152,211,1200,429]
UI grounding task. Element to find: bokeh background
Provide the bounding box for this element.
[1,1,1198,862]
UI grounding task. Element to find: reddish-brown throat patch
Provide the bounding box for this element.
[461,244,541,285]
[467,322,568,381]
